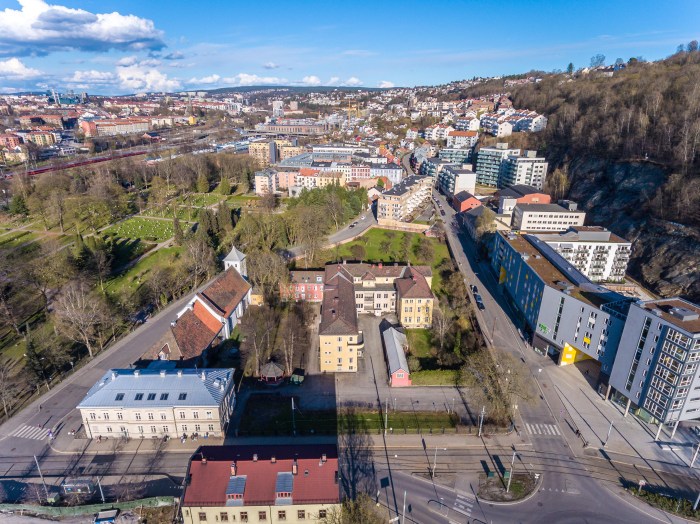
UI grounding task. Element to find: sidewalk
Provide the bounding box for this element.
[50,431,222,456]
[546,359,696,469]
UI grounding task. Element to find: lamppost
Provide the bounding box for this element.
[432,446,447,478]
[603,421,614,447]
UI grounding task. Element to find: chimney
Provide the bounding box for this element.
[201,371,206,380]
[134,370,140,377]
[292,459,298,475]
[253,453,258,462]
[111,371,117,380]
[177,370,183,377]
[271,455,276,464]
[230,461,237,476]
[378,263,383,268]
[160,369,167,377]
[201,456,207,465]
[321,453,327,463]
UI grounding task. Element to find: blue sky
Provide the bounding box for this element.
[0,0,698,94]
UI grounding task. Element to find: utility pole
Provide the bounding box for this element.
[291,398,296,436]
[402,490,406,524]
[506,449,516,493]
[694,492,700,511]
[691,443,700,469]
[603,421,613,447]
[385,398,389,436]
[478,406,486,437]
[97,477,105,503]
[432,447,446,478]
[33,455,49,502]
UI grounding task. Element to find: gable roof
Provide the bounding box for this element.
[395,267,435,300]
[382,326,410,375]
[319,270,358,336]
[142,308,219,362]
[198,267,251,318]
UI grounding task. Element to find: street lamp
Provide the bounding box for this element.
[603,421,614,447]
[432,446,447,478]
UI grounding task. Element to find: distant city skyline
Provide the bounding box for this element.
[0,0,698,94]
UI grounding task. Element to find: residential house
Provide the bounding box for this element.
[280,271,325,302]
[446,130,478,148]
[382,325,411,387]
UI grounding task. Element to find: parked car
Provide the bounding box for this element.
[349,224,355,228]
[440,210,446,216]
[477,301,486,311]
[471,285,479,294]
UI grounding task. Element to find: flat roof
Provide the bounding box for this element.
[639,298,700,334]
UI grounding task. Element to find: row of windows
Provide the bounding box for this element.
[89,411,212,421]
[115,392,187,402]
[93,424,216,434]
[196,509,324,521]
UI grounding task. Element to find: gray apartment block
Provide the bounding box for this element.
[475,145,519,186]
[609,299,700,424]
[490,232,628,375]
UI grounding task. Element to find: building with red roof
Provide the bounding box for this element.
[181,444,340,524]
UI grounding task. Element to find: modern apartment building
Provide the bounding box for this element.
[438,147,472,164]
[377,175,432,223]
[77,368,236,439]
[608,299,700,426]
[490,231,629,374]
[419,157,457,178]
[437,165,476,197]
[254,168,278,195]
[496,185,551,215]
[534,226,632,282]
[511,201,586,232]
[249,140,275,167]
[181,445,340,524]
[500,151,548,190]
[279,145,304,161]
[475,144,520,186]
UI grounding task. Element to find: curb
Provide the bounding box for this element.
[476,472,544,506]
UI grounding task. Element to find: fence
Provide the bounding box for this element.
[0,496,175,518]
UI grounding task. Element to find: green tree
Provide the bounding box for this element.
[173,216,184,246]
[566,62,574,74]
[8,195,28,216]
[24,335,48,389]
[217,176,231,195]
[216,203,234,232]
[376,177,385,189]
[196,173,209,193]
[349,244,366,261]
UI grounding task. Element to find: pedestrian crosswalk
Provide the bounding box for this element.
[452,494,473,518]
[9,424,50,441]
[525,423,561,436]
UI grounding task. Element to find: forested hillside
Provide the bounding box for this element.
[485,50,700,301]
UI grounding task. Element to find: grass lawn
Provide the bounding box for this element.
[176,193,225,207]
[330,228,451,293]
[410,370,461,386]
[339,409,458,432]
[104,246,183,299]
[141,204,200,222]
[104,217,175,243]
[0,230,37,248]
[406,329,433,358]
[238,394,337,436]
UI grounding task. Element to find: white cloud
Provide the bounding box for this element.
[301,75,321,86]
[222,73,287,86]
[0,57,42,79]
[65,69,116,84]
[327,76,340,86]
[117,63,180,92]
[188,74,221,85]
[116,56,138,67]
[263,62,280,69]
[344,76,362,86]
[378,80,394,88]
[0,0,165,56]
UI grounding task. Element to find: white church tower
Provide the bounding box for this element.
[223,244,247,278]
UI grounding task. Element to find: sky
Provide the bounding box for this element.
[0,0,698,95]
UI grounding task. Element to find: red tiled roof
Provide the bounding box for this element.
[396,268,434,300]
[183,445,340,507]
[171,309,219,360]
[193,300,225,334]
[198,267,251,318]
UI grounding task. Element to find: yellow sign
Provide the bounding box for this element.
[499,266,507,284]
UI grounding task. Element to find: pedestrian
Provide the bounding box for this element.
[38,405,42,412]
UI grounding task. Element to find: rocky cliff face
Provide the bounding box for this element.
[566,158,700,302]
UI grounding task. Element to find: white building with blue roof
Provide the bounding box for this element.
[77,368,236,439]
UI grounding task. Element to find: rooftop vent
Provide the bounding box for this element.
[177,370,183,377]
[292,459,298,475]
[134,370,140,377]
[271,455,276,464]
[160,370,167,377]
[253,454,258,462]
[321,453,327,463]
[230,461,237,476]
[200,371,206,380]
[111,371,118,380]
[668,307,699,322]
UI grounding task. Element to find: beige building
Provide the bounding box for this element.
[377,175,432,224]
[248,141,273,167]
[182,445,340,524]
[317,170,346,188]
[318,263,434,372]
[77,368,235,439]
[278,144,304,160]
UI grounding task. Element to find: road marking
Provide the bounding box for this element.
[525,423,560,437]
[453,495,473,517]
[10,424,49,441]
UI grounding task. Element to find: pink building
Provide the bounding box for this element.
[279,270,325,302]
[382,326,412,387]
[350,164,370,181]
[276,169,297,189]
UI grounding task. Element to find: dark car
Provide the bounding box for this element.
[440,210,446,216]
[477,301,486,311]
[471,285,479,294]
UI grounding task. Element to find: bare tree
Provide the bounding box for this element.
[54,280,110,358]
[0,363,18,419]
[431,301,451,350]
[240,306,277,377]
[0,264,22,337]
[183,235,216,289]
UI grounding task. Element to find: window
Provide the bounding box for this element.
[240,513,248,523]
[151,426,157,433]
[138,425,144,433]
[208,424,214,431]
[117,413,123,420]
[319,510,327,519]
[180,411,186,419]
[198,512,207,522]
[106,426,113,433]
[297,510,306,520]
[135,393,144,401]
[258,511,266,521]
[103,412,109,420]
[195,424,201,432]
[182,425,187,432]
[115,393,125,401]
[179,393,187,400]
[162,426,169,433]
[193,412,199,419]
[220,513,229,522]
[90,413,97,420]
[160,393,169,401]
[161,412,167,420]
[147,393,156,401]
[206,411,213,419]
[148,413,154,420]
[277,511,286,521]
[397,373,404,378]
[135,413,142,420]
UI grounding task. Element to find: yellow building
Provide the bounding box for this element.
[317,170,346,188]
[248,141,273,167]
[182,445,340,524]
[279,144,304,160]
